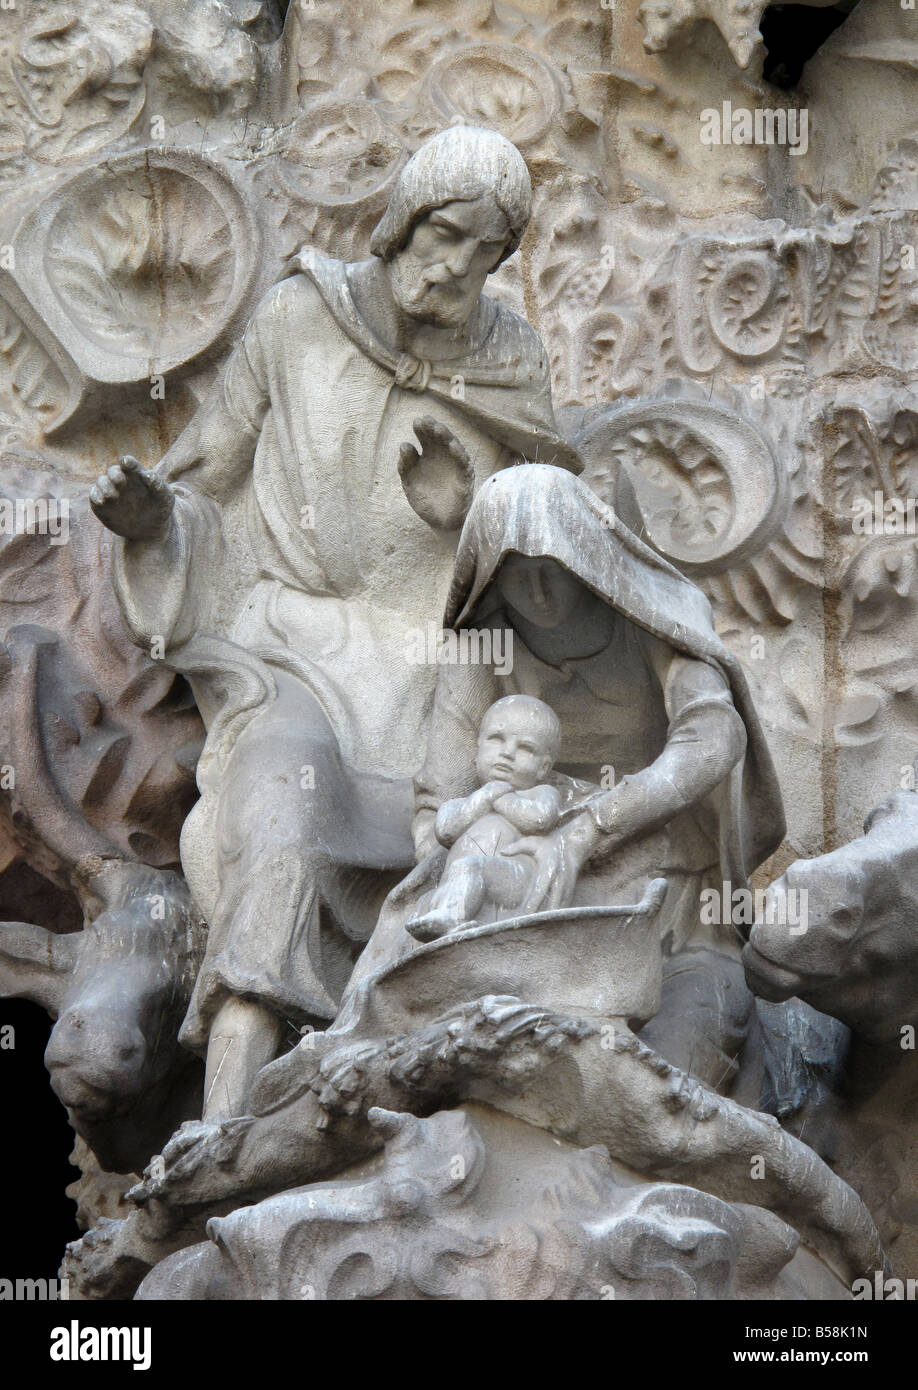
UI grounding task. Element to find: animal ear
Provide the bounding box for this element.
[0,922,79,1018]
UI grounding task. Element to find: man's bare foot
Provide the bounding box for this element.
[126,1118,255,1212]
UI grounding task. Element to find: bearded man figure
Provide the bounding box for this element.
[89,126,579,1121]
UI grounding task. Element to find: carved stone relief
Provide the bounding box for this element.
[0,0,916,1330]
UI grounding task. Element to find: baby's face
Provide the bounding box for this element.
[476,708,554,790]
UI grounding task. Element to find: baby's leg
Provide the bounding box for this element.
[407,855,527,941]
[407,857,487,940]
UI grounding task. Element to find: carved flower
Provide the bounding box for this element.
[46,167,233,360]
[13,152,256,381]
[427,45,561,147]
[629,424,734,549]
[281,102,405,206]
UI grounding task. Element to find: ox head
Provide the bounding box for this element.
[743,791,918,1044]
[0,860,203,1169]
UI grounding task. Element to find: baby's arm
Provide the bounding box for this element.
[494,785,562,835]
[435,782,513,847]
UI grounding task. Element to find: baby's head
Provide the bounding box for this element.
[476,695,561,791]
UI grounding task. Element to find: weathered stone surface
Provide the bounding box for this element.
[0,0,915,1306]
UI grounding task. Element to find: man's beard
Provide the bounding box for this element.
[391,259,477,328]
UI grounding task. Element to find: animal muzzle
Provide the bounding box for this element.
[741,939,804,1003]
[45,1007,147,1116]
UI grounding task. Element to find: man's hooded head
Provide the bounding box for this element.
[370,125,532,266]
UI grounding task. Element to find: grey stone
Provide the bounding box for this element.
[0,0,913,1305]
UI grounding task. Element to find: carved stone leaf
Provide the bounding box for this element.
[887,409,918,497]
[829,406,885,517]
[842,539,918,635]
[12,0,152,163]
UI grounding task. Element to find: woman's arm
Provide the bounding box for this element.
[576,637,746,860]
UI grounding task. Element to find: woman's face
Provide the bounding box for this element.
[495,554,585,629]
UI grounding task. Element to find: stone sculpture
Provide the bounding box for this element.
[58,465,876,1301]
[406,694,581,940]
[0,862,202,1175]
[87,125,581,1123]
[89,124,579,1124]
[406,463,784,1093]
[744,770,918,1275]
[0,470,204,1225]
[132,1104,849,1302]
[1,0,916,1308]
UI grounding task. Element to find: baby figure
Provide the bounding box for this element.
[407,694,563,942]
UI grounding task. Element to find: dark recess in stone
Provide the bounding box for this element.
[762,0,860,88]
[2,1000,82,1275]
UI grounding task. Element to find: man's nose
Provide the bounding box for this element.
[444,241,478,277]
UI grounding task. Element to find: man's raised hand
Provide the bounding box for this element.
[90,456,175,541]
[398,416,474,530]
